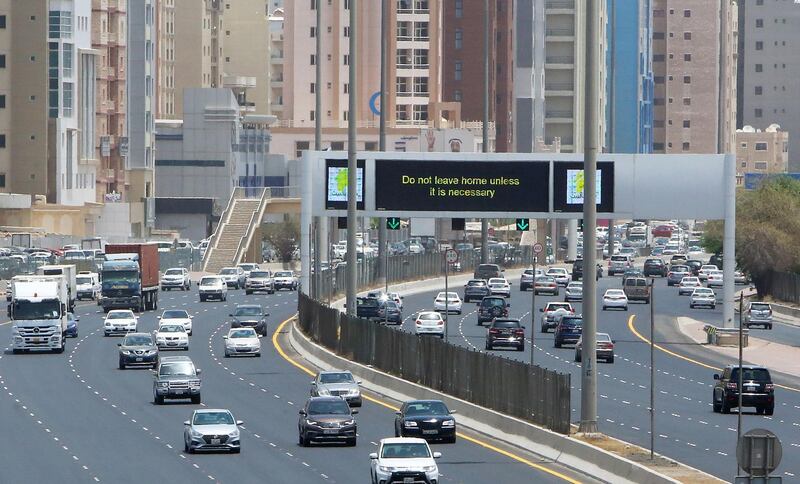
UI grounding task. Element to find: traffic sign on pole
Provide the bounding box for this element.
[386,217,401,230]
[516,218,530,231]
[533,242,543,254]
[445,249,459,264]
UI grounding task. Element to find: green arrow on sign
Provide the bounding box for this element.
[516,218,530,231]
[387,218,401,230]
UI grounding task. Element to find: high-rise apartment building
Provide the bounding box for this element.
[737,0,800,170]
[514,0,606,154]
[283,0,441,128]
[442,0,513,152]
[651,0,737,154]
[221,0,271,115]
[269,7,284,116]
[169,0,224,118]
[606,0,653,153]
[127,0,156,236]
[0,0,97,206]
[155,0,175,119]
[93,0,127,201]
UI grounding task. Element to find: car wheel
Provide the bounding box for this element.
[623,306,628,311]
[768,324,773,330]
[689,304,694,309]
[231,447,241,454]
[200,296,206,302]
[608,355,614,364]
[712,395,721,413]
[223,294,228,301]
[518,345,524,352]
[446,435,457,444]
[154,393,164,405]
[721,399,731,414]
[765,404,774,416]
[301,433,310,447]
[245,290,252,295]
[191,395,201,405]
[119,360,125,370]
[711,304,716,309]
[554,340,561,348]
[347,438,357,447]
[224,350,230,357]
[574,353,581,362]
[298,433,305,446]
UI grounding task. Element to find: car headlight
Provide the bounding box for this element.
[404,421,418,428]
[105,322,111,327]
[228,429,239,438]
[121,350,131,355]
[158,382,168,388]
[342,419,355,426]
[441,419,455,427]
[317,389,330,396]
[348,389,360,396]
[305,419,319,426]
[378,466,396,473]
[190,428,203,438]
[422,465,437,472]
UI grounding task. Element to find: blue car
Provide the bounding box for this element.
[66,312,79,338]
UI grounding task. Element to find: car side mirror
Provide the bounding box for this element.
[196,369,201,375]
[299,410,307,416]
[433,452,442,459]
[75,317,80,322]
[369,452,378,460]
[351,409,359,415]
[713,374,720,380]
[357,380,362,385]
[229,313,233,317]
[117,343,121,347]
[183,421,190,426]
[395,411,402,416]
[258,334,263,339]
[539,308,544,312]
[236,420,244,426]
[156,316,161,320]
[400,296,404,299]
[266,313,270,317]
[222,335,228,339]
[449,410,457,415]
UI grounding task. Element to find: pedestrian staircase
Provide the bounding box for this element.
[203,188,269,274]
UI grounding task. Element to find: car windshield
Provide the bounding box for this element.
[193,412,234,426]
[561,318,583,327]
[381,443,431,459]
[382,301,399,310]
[404,401,449,416]
[567,283,582,289]
[671,266,689,272]
[597,333,612,342]
[610,256,628,262]
[437,292,459,299]
[230,329,256,338]
[102,270,139,284]
[493,320,521,329]
[731,368,771,382]
[548,268,566,274]
[123,335,152,346]
[536,276,555,283]
[358,298,379,307]
[606,290,625,296]
[275,272,292,277]
[76,277,93,285]
[548,304,571,311]
[695,289,713,294]
[107,311,134,319]
[307,400,351,415]
[13,300,61,320]
[250,271,270,278]
[159,325,185,333]
[468,280,486,286]
[162,310,189,319]
[418,313,441,321]
[159,362,195,376]
[220,268,237,275]
[645,259,662,265]
[319,372,354,384]
[200,277,221,285]
[234,307,263,317]
[482,298,505,308]
[751,303,771,311]
[165,269,183,275]
[682,278,699,283]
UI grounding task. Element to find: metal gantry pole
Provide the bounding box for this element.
[530,255,536,365]
[345,0,358,316]
[479,0,490,264]
[650,278,655,460]
[312,0,323,300]
[579,0,599,435]
[737,294,744,474]
[377,0,388,288]
[444,256,449,343]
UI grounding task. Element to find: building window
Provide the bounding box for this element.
[755,63,762,72]
[755,142,768,151]
[454,90,462,101]
[682,120,690,128]
[684,53,692,61]
[310,83,315,93]
[310,27,316,37]
[344,83,349,94]
[454,61,462,80]
[310,54,316,65]
[740,142,747,148]
[653,54,665,62]
[755,108,763,118]
[0,173,5,187]
[414,49,428,67]
[0,134,5,148]
[48,10,72,39]
[682,98,691,106]
[0,95,5,109]
[653,142,665,150]
[343,54,349,65]
[413,105,428,121]
[455,29,463,49]
[344,26,350,37]
[654,76,665,84]
[653,98,665,106]
[756,0,763,4]
[754,161,768,170]
[683,9,691,17]
[756,41,763,51]
[311,0,316,9]
[682,142,690,151]
[414,22,429,40]
[295,141,310,159]
[653,32,665,40]
[48,42,59,117]
[414,77,428,94]
[683,76,691,84]
[343,111,348,121]
[741,161,747,168]
[653,9,665,17]
[0,55,5,68]
[62,43,73,77]
[0,15,6,28]
[310,110,315,121]
[755,86,762,95]
[455,0,463,18]
[756,18,763,28]
[654,120,665,128]
[684,32,691,40]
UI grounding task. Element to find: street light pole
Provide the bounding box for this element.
[650,278,655,460]
[345,0,358,316]
[579,0,599,435]
[737,293,744,474]
[377,0,388,288]
[480,0,489,264]
[530,255,537,366]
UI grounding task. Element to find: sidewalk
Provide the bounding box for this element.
[675,316,800,378]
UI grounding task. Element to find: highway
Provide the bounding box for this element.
[0,287,594,484]
[391,270,800,481]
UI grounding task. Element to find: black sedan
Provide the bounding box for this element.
[394,400,457,443]
[298,397,358,446]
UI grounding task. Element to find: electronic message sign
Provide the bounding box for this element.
[325,159,365,210]
[374,160,549,212]
[552,161,615,213]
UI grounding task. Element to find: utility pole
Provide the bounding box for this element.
[345,0,358,315]
[650,278,655,459]
[737,294,744,474]
[377,0,388,288]
[579,0,599,435]
[480,0,490,264]
[312,0,324,299]
[530,254,537,365]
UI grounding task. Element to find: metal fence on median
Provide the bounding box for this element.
[298,292,572,434]
[765,270,800,304]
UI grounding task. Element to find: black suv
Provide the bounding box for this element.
[356,297,381,320]
[477,296,509,325]
[485,318,525,351]
[643,258,667,277]
[463,279,491,303]
[554,315,583,348]
[571,259,602,281]
[474,264,502,280]
[713,365,774,415]
[230,304,269,336]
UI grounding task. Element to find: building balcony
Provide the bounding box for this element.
[545,29,575,40]
[544,111,574,122]
[270,55,284,65]
[544,56,575,67]
[545,0,575,11]
[545,83,574,94]
[223,75,256,89]
[92,0,109,11]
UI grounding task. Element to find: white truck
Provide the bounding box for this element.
[10,276,68,354]
[76,271,100,301]
[37,264,77,312]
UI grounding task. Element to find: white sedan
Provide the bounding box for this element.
[414,311,445,338]
[545,267,571,286]
[154,323,189,350]
[370,438,441,484]
[433,292,462,314]
[158,309,193,336]
[487,278,511,298]
[602,289,629,311]
[678,276,702,295]
[706,270,724,288]
[103,310,138,336]
[388,292,403,310]
[690,287,716,309]
[223,327,262,357]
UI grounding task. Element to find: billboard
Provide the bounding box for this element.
[552,161,615,213]
[374,159,549,212]
[325,159,365,210]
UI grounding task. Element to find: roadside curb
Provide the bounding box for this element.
[287,318,698,484]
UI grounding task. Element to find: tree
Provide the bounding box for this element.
[263,218,299,263]
[702,177,800,296]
